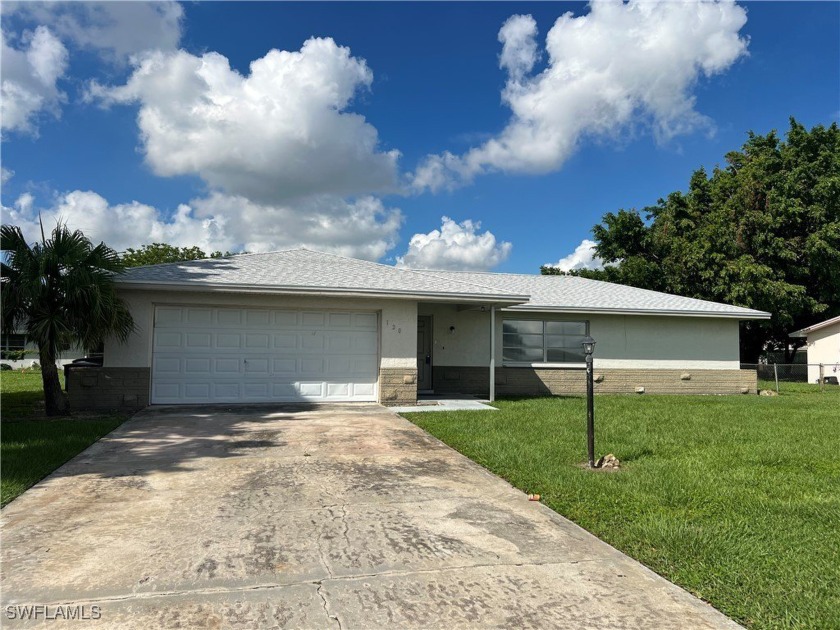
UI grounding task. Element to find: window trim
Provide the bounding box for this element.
[502,319,589,367]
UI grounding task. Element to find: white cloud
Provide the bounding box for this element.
[4,1,183,63]
[1,26,68,135]
[3,190,403,261]
[89,38,400,205]
[1,167,14,184]
[546,239,604,272]
[498,14,539,83]
[396,216,512,271]
[412,0,749,192]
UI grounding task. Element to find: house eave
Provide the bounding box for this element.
[114,280,530,305]
[503,304,771,320]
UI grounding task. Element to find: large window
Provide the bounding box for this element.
[502,320,588,364]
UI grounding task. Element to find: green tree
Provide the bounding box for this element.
[121,243,233,267]
[543,119,840,362]
[1,224,135,415]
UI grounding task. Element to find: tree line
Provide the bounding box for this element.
[543,119,840,363]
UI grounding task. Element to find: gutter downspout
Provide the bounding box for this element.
[490,306,496,402]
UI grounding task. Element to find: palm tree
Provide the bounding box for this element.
[1,223,135,416]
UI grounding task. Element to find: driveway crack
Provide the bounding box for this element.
[316,580,342,630]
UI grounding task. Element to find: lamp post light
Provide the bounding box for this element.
[582,335,596,468]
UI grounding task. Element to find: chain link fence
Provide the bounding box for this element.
[741,362,840,394]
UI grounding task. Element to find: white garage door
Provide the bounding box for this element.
[151,306,379,404]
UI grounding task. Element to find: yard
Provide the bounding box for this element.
[403,387,840,630]
[1,371,128,506]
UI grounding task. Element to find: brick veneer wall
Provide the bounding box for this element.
[379,367,418,405]
[67,367,150,410]
[433,366,757,396]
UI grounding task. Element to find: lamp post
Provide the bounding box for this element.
[582,335,596,468]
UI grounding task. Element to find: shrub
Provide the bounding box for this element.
[0,363,12,371]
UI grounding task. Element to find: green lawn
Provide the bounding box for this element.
[403,388,840,630]
[1,371,128,506]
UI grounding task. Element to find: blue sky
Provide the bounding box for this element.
[1,1,838,273]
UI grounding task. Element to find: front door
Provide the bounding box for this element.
[417,316,433,391]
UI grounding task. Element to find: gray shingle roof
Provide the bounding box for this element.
[423,270,770,319]
[117,248,528,302]
[118,248,769,319]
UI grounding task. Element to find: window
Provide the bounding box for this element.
[1,334,26,360]
[502,320,588,364]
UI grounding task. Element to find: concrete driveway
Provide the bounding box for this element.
[1,404,740,629]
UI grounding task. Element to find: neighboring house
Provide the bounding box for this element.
[67,248,770,409]
[789,315,840,384]
[0,332,86,369]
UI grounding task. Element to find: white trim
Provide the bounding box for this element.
[117,280,529,304]
[489,306,496,402]
[504,305,770,320]
[790,315,840,337]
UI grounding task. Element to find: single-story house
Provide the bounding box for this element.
[789,315,840,384]
[68,248,770,409]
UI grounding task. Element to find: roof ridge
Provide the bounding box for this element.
[286,248,528,296]
[120,246,303,270]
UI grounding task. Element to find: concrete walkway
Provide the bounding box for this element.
[1,404,741,629]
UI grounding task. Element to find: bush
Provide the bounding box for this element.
[0,350,26,361]
[0,363,12,371]
[27,362,41,372]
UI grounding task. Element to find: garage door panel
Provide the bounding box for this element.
[184,383,211,399]
[328,312,352,328]
[273,334,297,349]
[214,383,241,399]
[354,313,377,329]
[155,307,183,326]
[216,333,241,348]
[273,358,296,374]
[185,358,211,374]
[273,383,297,397]
[299,382,324,397]
[155,331,182,349]
[274,311,298,326]
[245,333,270,349]
[186,333,212,348]
[217,309,242,326]
[301,334,324,350]
[244,383,270,398]
[327,356,351,373]
[154,356,181,374]
[246,310,271,326]
[353,383,375,397]
[301,358,325,374]
[244,359,269,375]
[302,312,325,327]
[153,382,180,400]
[186,308,213,325]
[327,383,350,398]
[328,334,352,352]
[152,307,378,404]
[214,358,241,374]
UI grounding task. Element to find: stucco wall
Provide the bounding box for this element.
[804,322,840,383]
[106,290,418,371]
[418,304,741,369]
